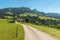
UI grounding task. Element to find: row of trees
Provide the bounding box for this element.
[24,15,60,29]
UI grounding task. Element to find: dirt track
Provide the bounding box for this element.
[22,24,58,40]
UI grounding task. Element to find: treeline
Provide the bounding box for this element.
[24,15,60,29]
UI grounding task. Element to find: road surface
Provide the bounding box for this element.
[22,24,58,40]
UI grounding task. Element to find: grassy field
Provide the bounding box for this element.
[25,23,60,39]
[0,19,24,40]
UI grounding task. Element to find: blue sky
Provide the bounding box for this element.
[0,0,60,13]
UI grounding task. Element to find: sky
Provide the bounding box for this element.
[0,0,60,13]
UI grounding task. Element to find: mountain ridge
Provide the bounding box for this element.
[0,7,60,19]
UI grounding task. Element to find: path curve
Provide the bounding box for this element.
[22,24,58,40]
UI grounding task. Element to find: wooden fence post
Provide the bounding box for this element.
[16,26,18,37]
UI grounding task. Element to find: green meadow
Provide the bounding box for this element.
[0,19,24,40]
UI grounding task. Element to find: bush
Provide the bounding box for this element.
[35,21,39,25]
[9,20,15,23]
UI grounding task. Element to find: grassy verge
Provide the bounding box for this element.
[0,19,24,40]
[24,23,60,39]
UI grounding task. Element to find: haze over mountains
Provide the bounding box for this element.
[0,7,60,19]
